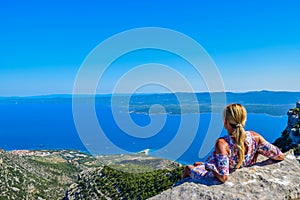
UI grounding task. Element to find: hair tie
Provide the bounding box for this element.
[235,123,242,128]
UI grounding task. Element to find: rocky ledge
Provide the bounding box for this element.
[149,150,300,200]
[274,100,300,152]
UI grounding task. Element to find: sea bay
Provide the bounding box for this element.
[0,97,288,164]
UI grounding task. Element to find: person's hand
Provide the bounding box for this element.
[193,162,203,166]
[251,151,259,165]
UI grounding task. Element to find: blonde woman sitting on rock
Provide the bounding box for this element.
[182,103,285,182]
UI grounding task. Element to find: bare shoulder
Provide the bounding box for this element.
[215,138,229,154]
[249,131,260,137]
[249,131,266,144]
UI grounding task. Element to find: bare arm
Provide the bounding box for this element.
[252,131,284,161]
[206,138,229,182]
[208,167,228,183]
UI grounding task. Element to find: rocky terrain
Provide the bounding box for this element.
[149,150,300,200]
[0,149,183,199]
[64,154,183,199]
[1,149,299,200]
[0,149,97,199]
[274,100,300,152]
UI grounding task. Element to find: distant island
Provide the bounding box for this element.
[1,91,300,116]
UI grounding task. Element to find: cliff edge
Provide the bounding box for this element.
[149,150,300,200]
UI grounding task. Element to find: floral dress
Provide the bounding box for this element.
[190,131,281,179]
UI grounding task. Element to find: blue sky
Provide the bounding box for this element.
[0,0,299,96]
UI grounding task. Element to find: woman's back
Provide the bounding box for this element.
[210,131,281,170]
[182,104,284,182]
[209,131,257,170]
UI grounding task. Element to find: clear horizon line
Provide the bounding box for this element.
[1,89,300,98]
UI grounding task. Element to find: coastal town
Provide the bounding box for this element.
[10,149,88,158]
[8,149,100,170]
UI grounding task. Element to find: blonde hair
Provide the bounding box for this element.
[223,104,247,169]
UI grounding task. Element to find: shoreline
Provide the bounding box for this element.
[6,148,153,158]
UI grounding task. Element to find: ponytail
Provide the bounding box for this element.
[232,125,246,168]
[224,104,247,169]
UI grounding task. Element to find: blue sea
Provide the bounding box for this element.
[0,95,288,164]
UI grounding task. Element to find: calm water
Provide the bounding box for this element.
[0,102,287,164]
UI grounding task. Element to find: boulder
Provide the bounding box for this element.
[274,101,300,152]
